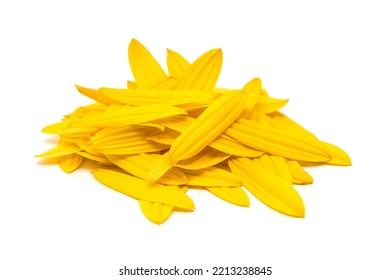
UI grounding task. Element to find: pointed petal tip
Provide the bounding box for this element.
[298,207,306,218]
[74,84,83,91]
[129,38,140,45]
[128,38,142,52]
[329,155,352,166]
[283,203,305,218]
[59,167,74,174]
[207,48,223,56]
[214,48,223,57]
[295,211,305,218]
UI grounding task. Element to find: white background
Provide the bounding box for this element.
[1,1,389,279]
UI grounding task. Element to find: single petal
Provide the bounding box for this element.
[174,48,222,91]
[255,96,289,114]
[169,91,247,162]
[75,151,112,165]
[89,126,168,155]
[176,147,230,170]
[213,88,233,98]
[270,112,317,140]
[241,93,260,119]
[127,80,137,89]
[99,88,215,106]
[106,154,187,185]
[167,49,190,78]
[76,138,103,156]
[41,121,69,134]
[184,167,240,187]
[241,78,263,118]
[286,160,314,185]
[75,85,114,105]
[147,151,175,182]
[270,155,293,184]
[211,134,265,157]
[147,129,180,145]
[229,157,305,218]
[206,186,250,207]
[70,104,187,128]
[320,141,352,166]
[57,153,84,173]
[35,142,81,158]
[243,78,262,94]
[254,155,292,184]
[139,186,189,224]
[92,168,194,210]
[59,127,97,139]
[225,119,331,162]
[128,39,167,88]
[139,200,174,225]
[138,122,165,131]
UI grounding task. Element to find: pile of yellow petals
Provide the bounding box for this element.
[37,39,351,224]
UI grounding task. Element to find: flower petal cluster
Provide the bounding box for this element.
[37,39,351,224]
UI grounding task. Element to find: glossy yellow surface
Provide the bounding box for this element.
[38,39,351,224]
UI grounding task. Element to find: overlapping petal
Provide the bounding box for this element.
[38,38,350,224]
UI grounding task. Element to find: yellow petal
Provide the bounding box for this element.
[99,88,215,106]
[106,154,187,185]
[270,155,293,184]
[229,157,305,217]
[176,147,230,170]
[320,141,352,166]
[139,200,174,225]
[184,106,208,118]
[213,88,233,98]
[92,168,194,210]
[270,112,317,140]
[138,122,165,131]
[255,96,289,114]
[89,126,168,155]
[211,134,265,157]
[148,91,247,183]
[243,78,262,94]
[142,76,175,90]
[169,91,247,162]
[254,155,292,184]
[57,153,84,173]
[174,48,222,91]
[157,116,264,157]
[254,154,274,171]
[184,167,240,187]
[241,93,260,119]
[226,119,331,162]
[70,104,187,128]
[76,138,102,155]
[167,49,190,78]
[41,121,69,134]
[286,160,314,185]
[59,127,97,139]
[241,78,263,118]
[147,151,175,182]
[75,151,112,165]
[128,39,167,88]
[127,80,137,89]
[35,142,81,158]
[206,186,250,207]
[147,129,180,145]
[75,85,114,105]
[139,186,189,224]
